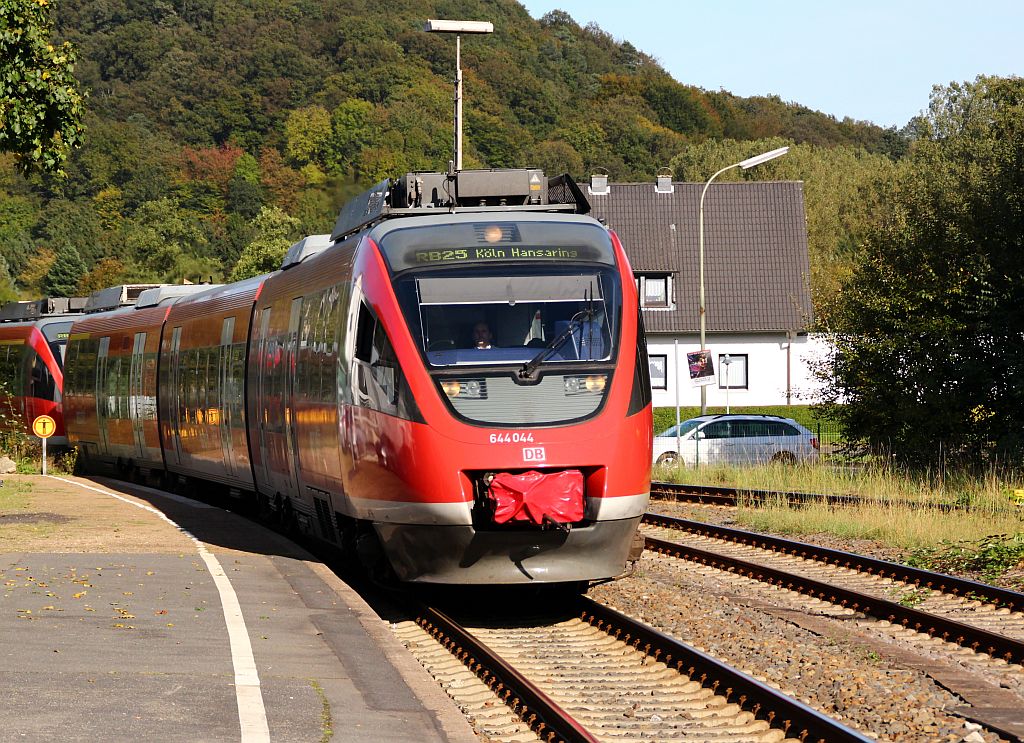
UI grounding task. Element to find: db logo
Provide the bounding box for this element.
[522,447,546,462]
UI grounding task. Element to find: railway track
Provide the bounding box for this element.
[641,512,1024,740]
[650,480,1022,514]
[642,512,1024,663]
[392,597,869,743]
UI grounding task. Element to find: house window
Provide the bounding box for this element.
[718,354,748,389]
[635,274,671,308]
[649,354,667,389]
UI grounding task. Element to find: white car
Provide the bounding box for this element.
[653,414,819,466]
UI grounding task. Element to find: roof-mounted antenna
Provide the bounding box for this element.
[425,19,494,172]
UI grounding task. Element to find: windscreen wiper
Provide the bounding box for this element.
[517,309,592,380]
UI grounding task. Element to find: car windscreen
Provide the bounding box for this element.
[658,419,702,438]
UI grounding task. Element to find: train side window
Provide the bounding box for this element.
[354,301,375,364]
[29,350,55,403]
[0,345,13,394]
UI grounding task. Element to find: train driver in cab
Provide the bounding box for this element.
[473,322,495,349]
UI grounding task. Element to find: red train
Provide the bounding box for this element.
[65,169,653,585]
[0,297,88,448]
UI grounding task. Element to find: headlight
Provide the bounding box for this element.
[441,379,487,399]
[564,375,607,395]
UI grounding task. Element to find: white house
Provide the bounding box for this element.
[584,178,827,409]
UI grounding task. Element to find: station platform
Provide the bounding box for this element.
[0,474,477,743]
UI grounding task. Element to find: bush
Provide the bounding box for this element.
[907,534,1024,580]
[51,448,78,475]
[653,405,835,433]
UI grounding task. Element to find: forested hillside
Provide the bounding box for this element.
[0,0,903,302]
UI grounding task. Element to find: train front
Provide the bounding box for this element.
[367,212,653,584]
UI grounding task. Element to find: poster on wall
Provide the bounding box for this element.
[687,349,716,386]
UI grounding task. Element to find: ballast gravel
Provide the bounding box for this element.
[590,560,1002,742]
[588,540,1011,741]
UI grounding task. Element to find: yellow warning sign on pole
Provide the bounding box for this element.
[32,415,56,476]
[32,415,56,439]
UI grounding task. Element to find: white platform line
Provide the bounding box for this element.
[49,476,271,742]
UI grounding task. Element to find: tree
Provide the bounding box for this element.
[670,137,896,316]
[0,0,86,174]
[229,206,300,281]
[0,255,18,303]
[116,198,207,281]
[76,256,125,294]
[525,139,583,178]
[20,247,55,293]
[821,76,1024,467]
[227,174,264,218]
[43,243,86,296]
[284,105,332,166]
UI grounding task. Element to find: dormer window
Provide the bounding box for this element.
[636,273,671,309]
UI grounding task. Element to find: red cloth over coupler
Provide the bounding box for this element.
[487,470,584,525]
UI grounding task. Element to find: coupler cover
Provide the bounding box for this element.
[487,470,584,525]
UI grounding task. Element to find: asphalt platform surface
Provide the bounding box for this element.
[0,475,477,743]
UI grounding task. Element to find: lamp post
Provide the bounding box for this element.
[698,146,789,414]
[425,19,494,172]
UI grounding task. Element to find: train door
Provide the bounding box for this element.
[129,332,146,460]
[0,341,24,422]
[96,337,110,454]
[219,317,236,479]
[256,307,272,486]
[285,298,302,495]
[340,279,362,458]
[168,327,183,466]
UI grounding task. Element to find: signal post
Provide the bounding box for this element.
[32,414,56,475]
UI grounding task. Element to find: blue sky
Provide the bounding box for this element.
[518,1,1023,129]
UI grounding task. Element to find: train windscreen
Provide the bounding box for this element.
[41,320,73,365]
[412,272,615,368]
[386,221,623,425]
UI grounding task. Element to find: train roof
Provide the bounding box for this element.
[0,296,87,323]
[83,284,165,313]
[281,235,332,270]
[330,169,589,243]
[134,284,222,308]
[163,273,268,322]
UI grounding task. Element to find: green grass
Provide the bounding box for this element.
[651,461,1024,580]
[733,500,1022,552]
[0,479,33,511]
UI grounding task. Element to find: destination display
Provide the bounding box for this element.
[411,245,590,265]
[380,221,616,272]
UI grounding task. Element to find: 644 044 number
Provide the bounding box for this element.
[488,432,535,444]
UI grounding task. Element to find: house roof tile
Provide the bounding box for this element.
[584,181,812,334]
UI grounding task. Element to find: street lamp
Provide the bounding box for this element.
[697,146,788,414]
[425,19,494,172]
